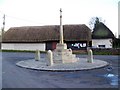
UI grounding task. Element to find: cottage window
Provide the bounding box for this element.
[98,45,105,48]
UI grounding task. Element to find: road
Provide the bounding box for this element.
[2,52,119,88]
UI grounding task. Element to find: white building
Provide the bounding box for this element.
[2,25,92,51]
[92,22,115,48]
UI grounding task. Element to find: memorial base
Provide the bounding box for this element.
[53,43,78,64]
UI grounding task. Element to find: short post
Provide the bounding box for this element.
[35,49,40,61]
[87,47,93,63]
[47,50,53,66]
[69,48,72,51]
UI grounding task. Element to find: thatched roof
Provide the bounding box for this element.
[92,22,115,39]
[2,24,92,43]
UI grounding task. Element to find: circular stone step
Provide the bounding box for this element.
[16,58,109,72]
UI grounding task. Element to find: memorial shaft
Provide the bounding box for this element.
[60,8,64,44]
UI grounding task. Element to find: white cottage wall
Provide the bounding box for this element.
[92,39,112,48]
[2,43,46,51]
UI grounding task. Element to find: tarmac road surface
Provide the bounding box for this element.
[1,52,119,88]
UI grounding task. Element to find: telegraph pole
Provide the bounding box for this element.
[2,14,5,36]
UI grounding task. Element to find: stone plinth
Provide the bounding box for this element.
[16,58,109,71]
[56,43,67,50]
[53,43,78,64]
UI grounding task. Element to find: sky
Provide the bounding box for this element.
[0,0,119,37]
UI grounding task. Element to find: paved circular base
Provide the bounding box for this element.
[16,58,109,71]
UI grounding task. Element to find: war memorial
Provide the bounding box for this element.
[16,9,108,71]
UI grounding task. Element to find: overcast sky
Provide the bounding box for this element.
[0,0,119,37]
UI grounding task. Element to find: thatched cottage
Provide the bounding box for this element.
[92,22,115,48]
[2,24,92,51]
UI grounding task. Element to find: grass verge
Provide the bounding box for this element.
[1,49,120,55]
[1,49,47,53]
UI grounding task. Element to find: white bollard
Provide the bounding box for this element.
[87,48,93,63]
[35,49,40,61]
[47,50,53,66]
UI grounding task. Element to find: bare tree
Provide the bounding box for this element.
[89,17,105,31]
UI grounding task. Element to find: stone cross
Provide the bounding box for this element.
[59,8,64,44]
